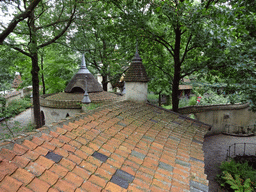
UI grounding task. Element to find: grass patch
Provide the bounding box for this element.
[162,105,172,110]
[82,103,102,110]
[0,121,36,140]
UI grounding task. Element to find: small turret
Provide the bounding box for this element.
[124,44,149,102]
[65,54,103,93]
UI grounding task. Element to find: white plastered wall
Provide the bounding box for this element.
[32,107,81,125]
[125,82,148,102]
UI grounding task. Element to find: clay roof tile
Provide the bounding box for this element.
[0,101,210,192]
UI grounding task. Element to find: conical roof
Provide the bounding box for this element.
[124,47,149,82]
[65,54,103,93]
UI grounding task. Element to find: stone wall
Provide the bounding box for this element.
[2,87,32,105]
[178,103,256,135]
[4,91,21,104]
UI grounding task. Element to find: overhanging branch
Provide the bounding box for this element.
[38,1,77,48]
[0,0,41,44]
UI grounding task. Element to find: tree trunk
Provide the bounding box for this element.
[172,27,182,112]
[166,95,171,106]
[101,40,108,92]
[102,75,108,91]
[158,93,162,106]
[31,54,41,128]
[30,10,41,128]
[40,54,46,94]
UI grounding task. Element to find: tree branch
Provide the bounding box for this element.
[7,44,32,57]
[150,59,174,81]
[154,38,175,58]
[204,0,220,9]
[36,18,72,30]
[38,2,77,48]
[0,0,41,44]
[180,34,192,64]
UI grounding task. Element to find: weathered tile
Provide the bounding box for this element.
[159,162,173,172]
[131,150,146,160]
[45,152,63,163]
[92,151,108,163]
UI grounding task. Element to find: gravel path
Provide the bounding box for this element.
[203,134,256,192]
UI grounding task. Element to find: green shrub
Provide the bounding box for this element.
[162,105,172,110]
[82,103,102,110]
[221,171,253,192]
[216,159,256,191]
[8,99,32,116]
[0,98,31,118]
[189,96,197,106]
[147,94,159,104]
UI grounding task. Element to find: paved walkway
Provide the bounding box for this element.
[203,134,256,192]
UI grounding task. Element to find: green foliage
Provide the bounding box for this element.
[189,96,197,106]
[221,171,253,192]
[162,105,172,110]
[39,45,77,94]
[162,96,197,109]
[0,121,36,140]
[147,93,159,105]
[82,103,102,110]
[0,46,16,88]
[69,1,131,91]
[197,89,246,105]
[216,159,256,191]
[0,98,31,119]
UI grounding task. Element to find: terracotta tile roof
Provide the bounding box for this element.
[0,101,210,192]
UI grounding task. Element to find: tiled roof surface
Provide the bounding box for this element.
[124,53,149,83]
[46,92,120,102]
[12,75,22,88]
[0,101,209,192]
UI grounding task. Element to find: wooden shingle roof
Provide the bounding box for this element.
[124,50,149,82]
[65,54,103,93]
[0,101,210,192]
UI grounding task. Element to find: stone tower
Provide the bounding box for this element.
[124,46,149,102]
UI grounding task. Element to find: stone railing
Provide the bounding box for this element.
[178,103,249,114]
[178,103,255,135]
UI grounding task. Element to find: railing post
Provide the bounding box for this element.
[234,143,236,157]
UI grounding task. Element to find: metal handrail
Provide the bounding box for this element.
[226,143,256,160]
